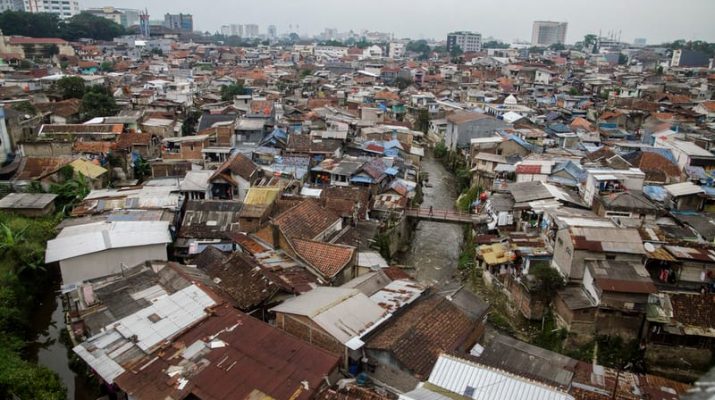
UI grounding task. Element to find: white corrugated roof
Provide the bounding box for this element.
[423,354,574,400]
[369,279,424,313]
[73,284,215,384]
[271,287,387,345]
[664,181,705,197]
[46,221,171,263]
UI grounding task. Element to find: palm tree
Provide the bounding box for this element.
[50,173,91,213]
[0,222,44,274]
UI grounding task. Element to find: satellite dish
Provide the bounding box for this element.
[644,243,655,252]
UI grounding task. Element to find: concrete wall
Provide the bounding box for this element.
[21,141,73,157]
[59,244,167,284]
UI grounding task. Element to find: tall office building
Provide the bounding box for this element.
[164,13,193,33]
[23,0,79,19]
[244,24,259,38]
[85,7,140,27]
[220,24,244,37]
[531,21,568,46]
[447,31,482,53]
[267,25,277,39]
[0,0,23,12]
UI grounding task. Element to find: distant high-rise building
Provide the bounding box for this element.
[164,13,193,33]
[23,0,79,19]
[531,21,568,46]
[322,28,338,40]
[267,25,277,39]
[389,41,406,59]
[633,38,647,47]
[0,0,23,12]
[220,24,244,37]
[85,7,140,27]
[244,24,259,38]
[447,31,482,53]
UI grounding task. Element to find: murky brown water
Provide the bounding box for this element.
[398,152,464,288]
[27,269,99,400]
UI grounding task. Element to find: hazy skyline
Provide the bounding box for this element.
[81,0,715,44]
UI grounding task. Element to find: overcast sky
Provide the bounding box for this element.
[80,0,715,44]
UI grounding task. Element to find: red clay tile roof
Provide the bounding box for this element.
[625,152,681,182]
[291,239,355,279]
[515,164,543,174]
[113,132,153,150]
[73,141,114,154]
[225,233,267,255]
[36,98,81,118]
[249,100,273,115]
[14,156,74,181]
[699,101,715,112]
[599,111,623,120]
[367,294,479,379]
[670,293,715,329]
[273,199,341,241]
[210,152,259,183]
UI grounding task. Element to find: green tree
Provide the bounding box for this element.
[47,44,60,58]
[433,140,448,158]
[50,172,91,212]
[581,34,597,52]
[182,109,202,136]
[549,42,566,51]
[618,53,628,65]
[319,40,346,47]
[483,40,510,49]
[220,83,247,101]
[288,32,300,43]
[406,40,431,59]
[0,212,66,400]
[0,10,125,41]
[0,344,66,400]
[356,39,372,49]
[415,109,429,134]
[12,101,37,116]
[60,12,125,41]
[449,45,463,58]
[394,76,413,90]
[133,155,151,182]
[530,264,565,304]
[0,10,61,37]
[100,61,114,72]
[54,76,86,100]
[80,86,118,120]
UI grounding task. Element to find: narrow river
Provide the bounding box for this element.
[27,268,98,400]
[26,152,463,400]
[397,152,464,288]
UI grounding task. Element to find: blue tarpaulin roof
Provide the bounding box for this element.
[351,175,374,184]
[384,167,399,176]
[643,185,668,202]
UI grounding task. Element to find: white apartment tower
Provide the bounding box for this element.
[0,0,23,12]
[23,0,79,19]
[446,31,482,53]
[531,21,568,46]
